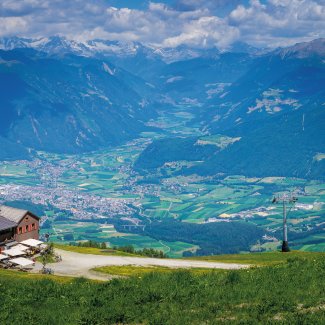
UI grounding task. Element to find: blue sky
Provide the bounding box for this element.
[106,0,250,12]
[0,0,324,49]
[107,1,176,9]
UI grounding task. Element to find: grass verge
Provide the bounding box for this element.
[189,250,325,265]
[0,268,74,283]
[92,265,218,277]
[53,243,141,257]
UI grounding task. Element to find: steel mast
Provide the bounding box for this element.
[272,193,298,252]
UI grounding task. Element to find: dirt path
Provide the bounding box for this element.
[44,249,249,280]
[159,240,171,254]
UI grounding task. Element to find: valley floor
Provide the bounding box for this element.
[0,107,324,255]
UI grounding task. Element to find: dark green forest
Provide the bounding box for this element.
[116,219,263,255]
[135,106,325,180]
[70,240,167,258]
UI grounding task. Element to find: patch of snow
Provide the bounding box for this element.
[0,58,20,66]
[30,117,42,145]
[30,37,49,47]
[159,95,177,106]
[219,91,229,99]
[89,40,138,56]
[180,97,202,107]
[139,99,148,108]
[166,76,183,84]
[206,83,231,99]
[102,62,115,76]
[248,88,301,114]
[145,82,155,88]
[76,131,89,147]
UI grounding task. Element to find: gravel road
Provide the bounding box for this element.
[45,249,249,280]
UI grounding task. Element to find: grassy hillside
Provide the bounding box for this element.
[189,250,325,265]
[92,265,214,277]
[1,251,324,324]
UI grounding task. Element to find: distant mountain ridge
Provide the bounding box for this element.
[1,36,322,63]
[0,36,263,63]
[276,38,325,59]
[0,36,324,176]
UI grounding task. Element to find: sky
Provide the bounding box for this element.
[0,0,324,49]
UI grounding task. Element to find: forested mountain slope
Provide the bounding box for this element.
[0,49,155,158]
[136,39,325,179]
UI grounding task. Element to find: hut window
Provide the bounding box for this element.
[26,225,29,232]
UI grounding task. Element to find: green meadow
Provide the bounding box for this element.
[0,251,324,324]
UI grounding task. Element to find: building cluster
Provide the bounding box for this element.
[0,205,40,253]
[0,184,135,220]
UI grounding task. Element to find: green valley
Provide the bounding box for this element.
[0,108,324,256]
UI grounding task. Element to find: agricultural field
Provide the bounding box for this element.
[41,219,198,257]
[0,108,324,256]
[0,164,39,186]
[5,150,324,256]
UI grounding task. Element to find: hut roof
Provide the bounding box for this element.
[0,216,17,231]
[0,205,40,226]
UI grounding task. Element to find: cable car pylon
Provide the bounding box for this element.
[272,193,298,252]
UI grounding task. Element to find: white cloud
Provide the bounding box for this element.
[0,17,28,37]
[0,0,323,49]
[228,0,325,47]
[163,16,239,48]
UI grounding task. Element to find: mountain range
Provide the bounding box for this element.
[0,36,324,179]
[135,38,325,179]
[0,36,265,63]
